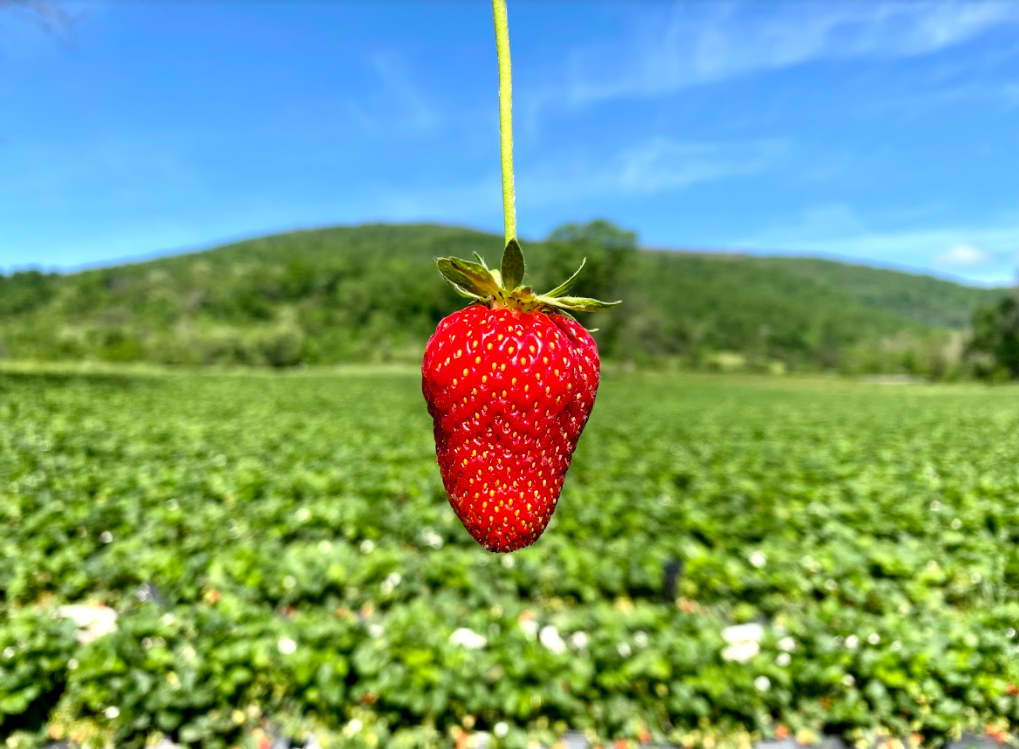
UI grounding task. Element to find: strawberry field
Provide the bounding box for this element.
[2,368,1018,749]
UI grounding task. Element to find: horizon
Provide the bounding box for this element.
[2,1,1018,284]
[5,219,1009,291]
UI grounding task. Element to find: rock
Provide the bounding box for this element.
[57,603,118,644]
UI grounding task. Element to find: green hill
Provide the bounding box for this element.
[752,256,998,329]
[0,222,1005,373]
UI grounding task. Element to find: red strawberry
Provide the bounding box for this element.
[422,242,619,552]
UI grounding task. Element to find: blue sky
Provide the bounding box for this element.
[1,1,1017,285]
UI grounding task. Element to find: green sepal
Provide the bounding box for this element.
[435,240,622,315]
[500,239,525,291]
[538,295,622,313]
[436,257,501,299]
[447,281,487,302]
[544,258,586,298]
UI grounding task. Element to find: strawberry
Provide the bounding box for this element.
[422,241,619,552]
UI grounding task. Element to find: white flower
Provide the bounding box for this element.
[749,551,767,569]
[282,575,296,590]
[344,718,363,736]
[519,619,539,639]
[844,635,859,649]
[277,636,298,655]
[381,572,402,594]
[166,498,179,510]
[842,674,856,686]
[568,632,590,650]
[950,518,962,530]
[501,555,515,568]
[2,647,14,659]
[318,540,333,554]
[449,628,487,650]
[754,675,771,692]
[67,658,79,670]
[617,642,633,658]
[295,507,311,522]
[360,539,375,554]
[59,604,118,645]
[777,636,796,651]
[422,528,444,549]
[540,625,567,654]
[929,499,942,511]
[721,641,759,663]
[824,579,838,591]
[160,613,176,627]
[494,722,509,738]
[634,631,649,648]
[100,531,114,544]
[722,623,764,645]
[181,645,197,661]
[104,706,120,720]
[1007,628,1017,638]
[867,633,881,645]
[776,652,791,667]
[890,640,903,652]
[368,624,384,639]
[471,731,492,748]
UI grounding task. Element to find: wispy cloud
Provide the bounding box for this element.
[370,51,437,131]
[738,204,1019,285]
[521,137,787,203]
[532,1,1019,115]
[935,243,994,267]
[343,50,439,137]
[371,136,786,222]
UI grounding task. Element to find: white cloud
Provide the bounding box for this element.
[935,243,993,267]
[533,1,1019,113]
[737,204,1019,285]
[372,136,785,221]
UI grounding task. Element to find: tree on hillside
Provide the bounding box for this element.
[540,220,636,357]
[967,290,1019,379]
[547,219,637,251]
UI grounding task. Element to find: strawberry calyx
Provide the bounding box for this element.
[435,239,621,316]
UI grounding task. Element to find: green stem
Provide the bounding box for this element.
[492,0,516,248]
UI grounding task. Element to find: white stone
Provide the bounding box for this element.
[721,641,760,663]
[58,604,118,645]
[721,622,765,644]
[449,628,487,650]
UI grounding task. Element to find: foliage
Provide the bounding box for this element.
[967,292,1019,380]
[0,223,1003,373]
[2,368,1018,748]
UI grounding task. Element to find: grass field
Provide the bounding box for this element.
[2,368,1018,749]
